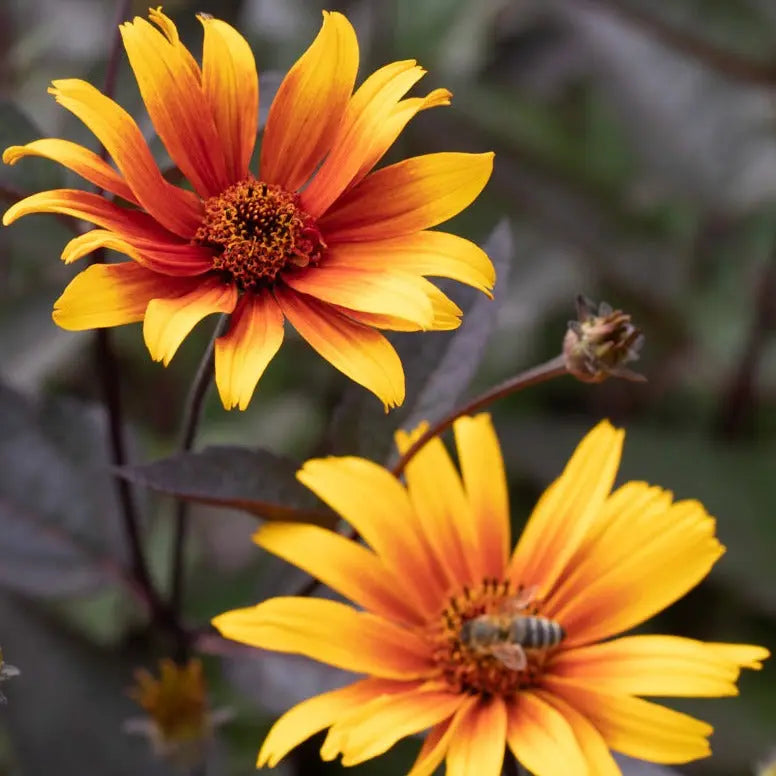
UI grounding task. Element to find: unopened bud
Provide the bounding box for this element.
[0,647,20,704]
[563,295,645,383]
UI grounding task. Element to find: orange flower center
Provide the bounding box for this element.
[429,579,564,697]
[195,177,326,291]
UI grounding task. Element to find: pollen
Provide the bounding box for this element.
[428,578,553,697]
[195,178,326,291]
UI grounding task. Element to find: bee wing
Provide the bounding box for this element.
[499,585,540,614]
[490,643,527,671]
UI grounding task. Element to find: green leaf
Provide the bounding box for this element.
[116,446,337,528]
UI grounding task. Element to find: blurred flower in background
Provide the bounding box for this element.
[0,646,20,704]
[213,415,768,775]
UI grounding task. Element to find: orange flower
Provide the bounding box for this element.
[2,8,494,410]
[213,416,768,775]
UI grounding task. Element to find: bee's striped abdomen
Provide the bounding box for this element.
[509,616,565,649]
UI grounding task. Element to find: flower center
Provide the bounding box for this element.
[194,177,326,291]
[429,578,564,697]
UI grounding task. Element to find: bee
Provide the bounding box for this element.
[458,586,565,671]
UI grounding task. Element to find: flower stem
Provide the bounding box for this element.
[169,315,228,659]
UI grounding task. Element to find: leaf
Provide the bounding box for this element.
[328,220,513,462]
[116,446,337,528]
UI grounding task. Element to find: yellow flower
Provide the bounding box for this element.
[212,416,768,775]
[2,8,494,411]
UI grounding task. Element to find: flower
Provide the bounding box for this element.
[2,9,495,411]
[212,416,768,775]
[0,647,20,704]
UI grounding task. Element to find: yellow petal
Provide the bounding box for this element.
[509,420,625,596]
[199,14,258,181]
[446,696,507,776]
[260,11,358,191]
[707,643,770,670]
[452,414,511,580]
[253,521,426,625]
[212,597,435,678]
[214,290,284,410]
[320,152,494,241]
[143,277,237,365]
[274,286,405,410]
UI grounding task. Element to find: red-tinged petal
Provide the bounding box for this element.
[257,678,408,768]
[252,521,426,626]
[199,14,258,181]
[120,15,230,198]
[212,597,436,679]
[214,290,284,410]
[52,262,199,330]
[274,286,405,410]
[408,698,479,776]
[452,414,511,580]
[320,152,494,242]
[446,696,508,776]
[143,277,237,366]
[47,80,202,237]
[282,267,434,329]
[544,676,713,765]
[301,61,426,217]
[3,139,138,204]
[324,230,496,295]
[506,691,589,776]
[260,11,358,191]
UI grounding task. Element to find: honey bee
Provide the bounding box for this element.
[458,586,565,671]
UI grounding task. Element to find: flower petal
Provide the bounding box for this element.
[446,696,507,776]
[257,678,406,767]
[544,676,713,765]
[505,691,589,776]
[452,414,511,580]
[3,139,138,204]
[214,290,284,410]
[260,11,358,191]
[322,684,465,766]
[47,79,202,237]
[296,456,446,616]
[252,521,426,625]
[550,498,723,646]
[52,262,198,329]
[550,635,766,697]
[300,61,426,217]
[323,230,496,295]
[283,267,434,328]
[199,14,258,181]
[120,14,230,198]
[274,286,405,410]
[408,698,479,776]
[509,420,625,596]
[143,277,237,365]
[211,597,435,679]
[320,152,494,242]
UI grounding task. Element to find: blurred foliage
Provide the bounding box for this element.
[2,0,776,775]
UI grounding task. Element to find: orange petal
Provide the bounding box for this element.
[446,696,507,776]
[282,266,435,328]
[260,11,358,191]
[214,290,284,410]
[297,456,446,617]
[47,79,202,237]
[274,286,405,410]
[120,14,230,198]
[320,152,494,241]
[257,677,407,767]
[544,675,713,765]
[408,698,479,776]
[199,14,258,181]
[506,691,588,776]
[324,230,496,295]
[52,262,198,330]
[452,414,511,580]
[143,277,237,365]
[300,61,426,216]
[508,420,625,596]
[211,597,435,678]
[3,139,138,204]
[252,521,426,626]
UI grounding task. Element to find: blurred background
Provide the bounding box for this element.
[1,0,775,774]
